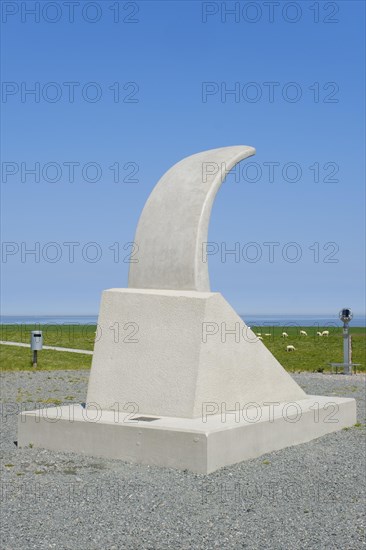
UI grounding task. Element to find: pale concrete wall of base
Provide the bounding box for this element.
[18,397,356,474]
[87,288,306,418]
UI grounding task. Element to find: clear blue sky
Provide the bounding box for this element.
[1,0,365,315]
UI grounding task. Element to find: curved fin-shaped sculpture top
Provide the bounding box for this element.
[128,145,256,291]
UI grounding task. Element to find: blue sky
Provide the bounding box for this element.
[1,0,365,315]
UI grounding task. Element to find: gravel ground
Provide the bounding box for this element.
[1,371,365,550]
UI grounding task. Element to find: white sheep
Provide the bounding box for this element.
[282,332,288,338]
[322,330,329,337]
[264,333,271,337]
[258,336,263,340]
[316,331,323,337]
[256,333,262,336]
[300,330,308,336]
[286,345,296,352]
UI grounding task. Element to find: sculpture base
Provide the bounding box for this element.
[18,396,356,474]
[86,288,308,418]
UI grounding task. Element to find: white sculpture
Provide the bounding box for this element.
[18,146,357,473]
[87,146,306,417]
[128,146,255,291]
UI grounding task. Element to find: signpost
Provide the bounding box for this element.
[30,331,43,367]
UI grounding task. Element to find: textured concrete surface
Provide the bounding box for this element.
[18,395,356,474]
[86,288,306,418]
[128,145,255,291]
[15,144,359,478]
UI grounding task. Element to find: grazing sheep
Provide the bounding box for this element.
[282,332,288,338]
[264,333,271,337]
[286,345,296,352]
[258,336,263,340]
[300,330,308,336]
[256,333,262,336]
[322,330,329,337]
[316,331,323,337]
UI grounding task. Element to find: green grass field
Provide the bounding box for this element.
[1,323,96,351]
[0,345,92,371]
[262,326,365,373]
[0,324,365,372]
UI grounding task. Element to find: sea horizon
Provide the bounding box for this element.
[1,314,365,327]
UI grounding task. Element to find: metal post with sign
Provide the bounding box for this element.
[30,331,43,367]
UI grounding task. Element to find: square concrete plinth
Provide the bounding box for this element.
[18,396,356,474]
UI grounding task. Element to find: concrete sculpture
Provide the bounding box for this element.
[128,146,255,291]
[18,146,356,473]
